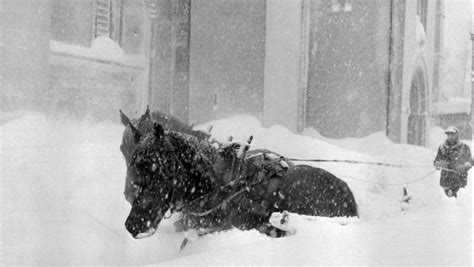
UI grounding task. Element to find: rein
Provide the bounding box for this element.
[249,152,455,172]
[188,188,247,217]
[187,179,263,217]
[285,157,435,169]
[171,173,249,217]
[285,157,460,174]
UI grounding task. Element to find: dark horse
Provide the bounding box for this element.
[119,107,210,204]
[120,109,358,239]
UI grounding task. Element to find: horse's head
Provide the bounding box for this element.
[120,108,210,166]
[124,123,181,238]
[120,107,157,204]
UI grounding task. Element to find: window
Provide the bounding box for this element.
[93,0,123,42]
[50,0,94,47]
[417,0,428,30]
[331,0,352,13]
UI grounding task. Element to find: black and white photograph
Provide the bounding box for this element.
[1,0,472,265]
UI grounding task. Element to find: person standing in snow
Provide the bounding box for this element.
[433,126,472,197]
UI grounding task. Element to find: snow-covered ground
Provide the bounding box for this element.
[1,113,472,265]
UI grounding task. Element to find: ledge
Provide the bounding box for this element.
[432,99,471,115]
[50,40,146,70]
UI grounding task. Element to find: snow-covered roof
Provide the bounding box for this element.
[432,98,471,114]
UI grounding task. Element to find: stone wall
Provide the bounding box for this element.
[306,0,391,138]
[1,0,51,111]
[46,0,147,121]
[188,0,266,124]
[46,54,144,121]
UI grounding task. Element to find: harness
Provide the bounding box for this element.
[178,152,289,219]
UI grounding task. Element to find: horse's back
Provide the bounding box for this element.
[280,164,358,217]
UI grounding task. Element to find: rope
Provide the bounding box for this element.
[338,169,438,186]
[188,188,247,217]
[178,154,462,216]
[285,157,462,185]
[187,179,263,217]
[285,157,434,169]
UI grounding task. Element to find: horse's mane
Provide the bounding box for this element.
[151,110,210,141]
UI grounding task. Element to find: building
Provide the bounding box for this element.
[430,0,471,140]
[1,0,51,111]
[3,0,467,145]
[188,0,447,146]
[1,0,190,121]
[471,12,474,133]
[46,0,150,120]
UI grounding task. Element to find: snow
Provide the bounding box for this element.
[50,37,144,67]
[432,98,472,114]
[1,113,472,265]
[415,15,426,46]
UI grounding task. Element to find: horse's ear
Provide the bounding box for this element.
[119,109,130,126]
[153,123,165,139]
[129,122,141,142]
[140,105,151,121]
[247,135,253,145]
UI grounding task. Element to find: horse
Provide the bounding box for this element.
[124,123,223,238]
[119,107,211,204]
[122,118,358,239]
[178,147,359,234]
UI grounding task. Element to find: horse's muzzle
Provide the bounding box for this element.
[135,227,157,239]
[125,208,163,239]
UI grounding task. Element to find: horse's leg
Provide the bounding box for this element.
[180,224,231,251]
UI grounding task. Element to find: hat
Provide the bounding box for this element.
[444,126,459,134]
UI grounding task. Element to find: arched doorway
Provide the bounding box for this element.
[407,67,428,146]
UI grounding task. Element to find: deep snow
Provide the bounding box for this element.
[1,113,472,265]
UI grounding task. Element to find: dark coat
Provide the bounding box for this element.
[434,140,472,190]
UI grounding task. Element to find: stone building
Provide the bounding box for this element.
[1,0,188,121]
[2,0,465,146]
[188,0,447,146]
[1,0,51,111]
[471,9,474,136]
[46,0,149,120]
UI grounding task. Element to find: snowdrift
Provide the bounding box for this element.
[1,113,471,265]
